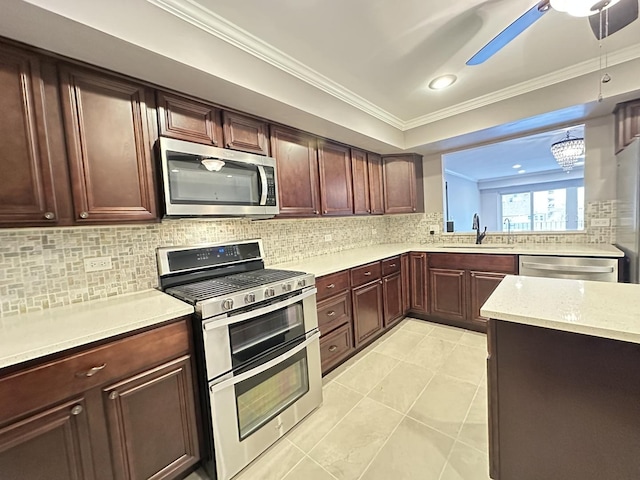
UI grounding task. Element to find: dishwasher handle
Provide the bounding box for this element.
[520,262,615,274]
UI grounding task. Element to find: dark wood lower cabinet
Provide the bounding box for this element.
[429,268,466,322]
[352,281,384,347]
[401,253,410,314]
[319,323,354,373]
[383,273,403,327]
[469,271,506,328]
[409,252,428,314]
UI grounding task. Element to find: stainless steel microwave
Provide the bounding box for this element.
[158,137,279,218]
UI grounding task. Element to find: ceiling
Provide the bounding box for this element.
[1,0,640,153]
[444,124,586,181]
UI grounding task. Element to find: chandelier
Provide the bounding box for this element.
[550,131,585,172]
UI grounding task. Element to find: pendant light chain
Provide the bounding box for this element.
[598,7,611,102]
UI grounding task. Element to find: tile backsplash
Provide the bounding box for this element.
[0,200,617,317]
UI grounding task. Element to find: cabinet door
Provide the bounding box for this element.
[409,252,428,314]
[317,291,351,336]
[429,268,467,322]
[59,66,157,223]
[351,148,371,215]
[0,45,59,226]
[222,111,269,155]
[383,155,417,214]
[320,323,354,375]
[318,141,353,216]
[383,273,403,327]
[401,253,410,314]
[103,356,199,480]
[156,91,222,146]
[352,281,383,347]
[269,125,321,217]
[0,398,95,480]
[469,271,505,329]
[367,152,384,215]
[614,99,640,153]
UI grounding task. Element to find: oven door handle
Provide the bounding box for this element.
[209,330,320,392]
[203,287,317,331]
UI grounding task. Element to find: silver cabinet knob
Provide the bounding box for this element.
[328,345,338,352]
[222,299,234,311]
[44,211,55,220]
[79,211,89,219]
[109,391,118,400]
[71,405,83,415]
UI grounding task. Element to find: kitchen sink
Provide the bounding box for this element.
[440,244,516,249]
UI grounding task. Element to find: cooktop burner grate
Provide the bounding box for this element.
[166,269,306,303]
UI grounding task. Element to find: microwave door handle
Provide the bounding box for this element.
[258,165,268,206]
[209,331,320,392]
[202,287,317,331]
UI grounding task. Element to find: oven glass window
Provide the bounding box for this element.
[229,302,305,366]
[167,154,261,205]
[235,348,309,440]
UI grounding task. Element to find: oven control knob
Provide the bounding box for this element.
[244,293,256,304]
[264,287,275,298]
[297,279,307,288]
[221,299,234,311]
[281,283,292,292]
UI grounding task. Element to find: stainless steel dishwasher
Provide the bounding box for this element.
[519,256,619,282]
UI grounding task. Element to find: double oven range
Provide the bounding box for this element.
[157,240,321,480]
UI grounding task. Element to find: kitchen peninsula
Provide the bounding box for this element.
[481,276,640,480]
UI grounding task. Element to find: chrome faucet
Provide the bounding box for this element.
[503,218,513,244]
[472,213,487,244]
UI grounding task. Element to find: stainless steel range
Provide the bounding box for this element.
[157,239,321,480]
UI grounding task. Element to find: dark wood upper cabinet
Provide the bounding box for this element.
[469,271,506,328]
[352,280,384,347]
[351,148,371,215]
[429,268,466,323]
[382,154,424,214]
[367,152,384,215]
[59,65,158,223]
[269,125,321,217]
[156,91,223,146]
[318,141,353,216]
[409,252,428,314]
[614,99,640,153]
[222,111,269,155]
[0,45,59,227]
[383,272,403,327]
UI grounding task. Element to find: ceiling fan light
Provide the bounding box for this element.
[550,0,621,17]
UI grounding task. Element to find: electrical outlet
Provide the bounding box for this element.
[324,234,332,242]
[84,257,112,272]
[591,218,610,227]
[429,224,440,233]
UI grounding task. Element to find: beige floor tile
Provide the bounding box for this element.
[404,335,457,372]
[282,457,336,480]
[439,441,491,480]
[458,387,489,454]
[373,329,424,360]
[459,331,487,348]
[360,416,454,480]
[367,361,434,413]
[408,374,477,438]
[439,345,487,385]
[288,382,363,452]
[335,352,398,394]
[400,318,435,336]
[309,396,403,480]
[429,323,466,342]
[184,468,210,480]
[234,438,304,480]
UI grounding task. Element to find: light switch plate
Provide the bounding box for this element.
[429,224,440,233]
[84,257,112,272]
[591,218,610,227]
[324,234,332,242]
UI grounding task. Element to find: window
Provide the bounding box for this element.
[501,187,584,232]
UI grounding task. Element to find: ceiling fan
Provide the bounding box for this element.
[467,0,639,65]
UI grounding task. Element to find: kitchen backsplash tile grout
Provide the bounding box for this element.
[0,200,616,318]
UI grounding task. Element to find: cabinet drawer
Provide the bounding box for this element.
[320,323,354,374]
[317,291,351,336]
[429,253,517,274]
[382,256,401,276]
[316,270,350,301]
[0,318,190,425]
[351,261,382,287]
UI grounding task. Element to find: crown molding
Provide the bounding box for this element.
[444,169,478,183]
[145,0,405,129]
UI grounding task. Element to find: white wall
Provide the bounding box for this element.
[584,115,616,202]
[444,173,480,233]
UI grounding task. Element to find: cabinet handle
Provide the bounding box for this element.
[389,264,396,267]
[326,283,335,289]
[79,211,89,219]
[313,210,319,215]
[327,311,336,317]
[109,391,118,400]
[76,363,106,377]
[323,210,328,214]
[412,207,416,212]
[226,141,232,148]
[44,211,55,220]
[328,345,338,352]
[364,272,372,276]
[367,209,370,213]
[71,405,83,415]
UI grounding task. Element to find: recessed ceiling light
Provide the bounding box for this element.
[512,164,522,169]
[429,74,457,90]
[518,169,526,174]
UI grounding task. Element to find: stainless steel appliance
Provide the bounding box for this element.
[519,255,618,282]
[616,138,640,283]
[157,240,321,480]
[158,137,279,218]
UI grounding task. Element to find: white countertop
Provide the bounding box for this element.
[481,275,640,344]
[0,290,194,370]
[270,243,623,277]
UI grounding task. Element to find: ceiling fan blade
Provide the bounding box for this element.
[466,1,550,66]
[588,0,638,39]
